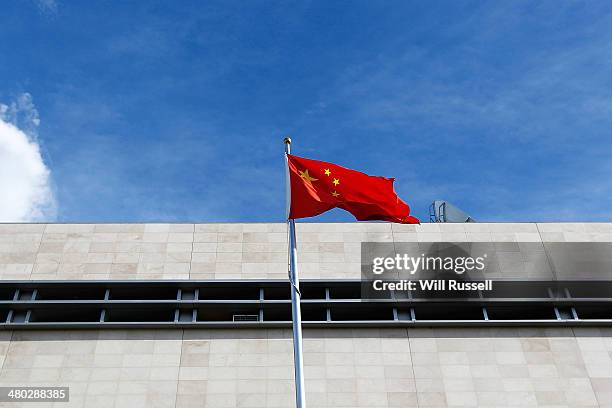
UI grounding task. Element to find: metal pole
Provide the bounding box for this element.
[284,137,307,408]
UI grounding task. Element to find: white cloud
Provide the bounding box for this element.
[0,94,56,222]
[34,0,58,14]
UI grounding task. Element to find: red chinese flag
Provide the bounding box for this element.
[287,154,419,224]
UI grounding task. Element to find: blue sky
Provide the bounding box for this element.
[1,1,612,222]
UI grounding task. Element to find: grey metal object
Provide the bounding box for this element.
[233,314,259,322]
[284,137,307,408]
[429,200,476,223]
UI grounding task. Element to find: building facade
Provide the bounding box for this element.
[1,222,612,407]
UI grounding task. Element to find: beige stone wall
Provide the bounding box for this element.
[2,223,612,407]
[1,328,612,407]
[2,222,612,281]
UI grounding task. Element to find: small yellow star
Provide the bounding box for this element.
[332,178,340,186]
[331,191,340,198]
[299,169,318,183]
[324,168,331,176]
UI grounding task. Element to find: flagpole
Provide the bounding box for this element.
[284,137,307,408]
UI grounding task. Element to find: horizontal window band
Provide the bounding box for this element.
[0,280,611,328]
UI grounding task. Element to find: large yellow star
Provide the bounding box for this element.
[332,178,340,186]
[324,168,331,176]
[299,169,318,183]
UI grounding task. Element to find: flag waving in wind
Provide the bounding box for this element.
[286,154,420,224]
